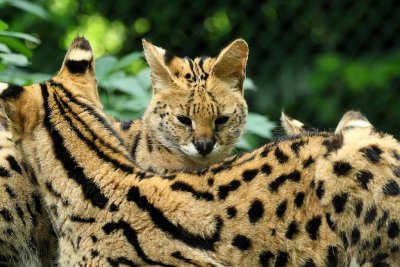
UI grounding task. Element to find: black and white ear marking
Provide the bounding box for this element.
[62,36,94,74]
[280,111,307,135]
[335,111,372,134]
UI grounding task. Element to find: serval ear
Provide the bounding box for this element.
[211,39,248,94]
[55,36,101,109]
[280,111,310,135]
[0,82,41,141]
[142,39,176,92]
[335,110,372,134]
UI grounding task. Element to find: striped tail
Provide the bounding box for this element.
[56,36,101,108]
[59,36,95,76]
[335,110,372,134]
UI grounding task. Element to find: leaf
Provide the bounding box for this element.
[236,136,252,150]
[106,76,142,94]
[96,56,118,80]
[244,77,257,91]
[245,112,275,139]
[0,31,40,44]
[0,43,10,53]
[114,52,142,70]
[1,0,49,19]
[0,53,28,66]
[0,37,32,57]
[135,67,151,89]
[0,20,8,31]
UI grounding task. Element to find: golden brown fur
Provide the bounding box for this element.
[115,40,248,173]
[0,106,56,266]
[1,37,399,266]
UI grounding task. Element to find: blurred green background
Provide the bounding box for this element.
[1,0,399,150]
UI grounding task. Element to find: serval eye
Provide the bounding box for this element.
[177,116,192,126]
[215,116,229,125]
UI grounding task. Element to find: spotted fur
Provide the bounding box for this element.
[1,37,399,266]
[115,39,248,173]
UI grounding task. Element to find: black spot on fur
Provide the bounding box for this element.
[294,192,305,208]
[356,170,373,190]
[274,147,289,163]
[303,156,314,168]
[232,235,251,250]
[373,236,381,249]
[4,185,15,198]
[70,215,96,223]
[0,166,10,177]
[316,180,325,199]
[275,251,289,267]
[332,193,348,213]
[248,199,264,224]
[120,120,133,131]
[388,221,399,239]
[260,146,270,157]
[171,181,214,201]
[171,251,200,266]
[322,137,343,155]
[0,84,24,99]
[377,211,389,231]
[32,193,43,215]
[107,256,138,266]
[109,204,119,212]
[285,221,299,239]
[340,232,348,249]
[6,155,22,174]
[91,235,98,243]
[325,213,335,230]
[207,178,214,186]
[364,205,377,225]
[391,245,399,253]
[218,180,241,200]
[242,169,258,182]
[351,227,361,245]
[276,200,287,219]
[0,209,12,222]
[361,145,382,163]
[65,60,91,74]
[261,164,272,175]
[290,140,306,156]
[91,249,99,258]
[325,246,338,267]
[259,251,274,267]
[302,258,317,267]
[271,228,276,236]
[354,200,363,218]
[333,161,352,176]
[164,50,175,65]
[306,216,322,240]
[269,170,301,192]
[371,253,389,266]
[383,179,400,196]
[227,206,237,219]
